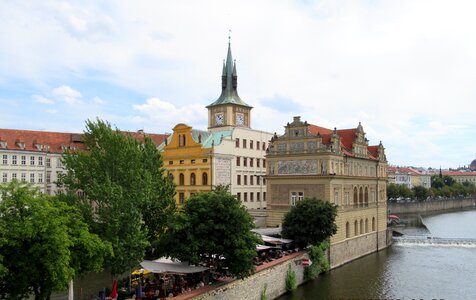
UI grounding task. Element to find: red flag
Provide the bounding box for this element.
[110,279,117,300]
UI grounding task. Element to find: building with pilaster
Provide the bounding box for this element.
[265,116,390,267]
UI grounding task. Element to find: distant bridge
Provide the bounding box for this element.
[393,236,476,247]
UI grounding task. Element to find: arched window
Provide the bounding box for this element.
[354,220,358,236]
[365,187,369,207]
[372,217,376,231]
[179,173,184,185]
[179,134,186,147]
[358,187,364,206]
[365,218,369,233]
[202,173,208,185]
[353,187,358,208]
[190,173,196,186]
[346,222,350,238]
[360,219,364,235]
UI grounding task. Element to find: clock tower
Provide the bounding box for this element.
[207,38,252,130]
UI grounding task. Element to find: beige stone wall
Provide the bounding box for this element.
[192,253,308,300]
[388,198,475,214]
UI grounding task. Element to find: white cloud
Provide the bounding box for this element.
[93,97,105,104]
[133,97,206,132]
[52,85,82,104]
[32,95,54,104]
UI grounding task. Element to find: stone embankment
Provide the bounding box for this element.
[388,197,475,215]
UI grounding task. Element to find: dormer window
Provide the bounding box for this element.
[44,145,50,151]
[35,144,43,151]
[17,142,25,149]
[0,140,6,148]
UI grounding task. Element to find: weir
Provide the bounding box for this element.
[393,236,476,247]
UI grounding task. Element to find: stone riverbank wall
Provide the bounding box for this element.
[388,197,475,215]
[191,252,308,300]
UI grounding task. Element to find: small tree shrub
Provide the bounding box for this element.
[303,242,330,281]
[285,264,297,292]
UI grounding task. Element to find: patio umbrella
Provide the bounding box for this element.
[388,215,400,219]
[110,279,117,300]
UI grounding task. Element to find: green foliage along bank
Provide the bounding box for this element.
[59,119,176,275]
[0,182,111,300]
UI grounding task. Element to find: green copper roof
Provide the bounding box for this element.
[191,129,234,148]
[207,40,252,108]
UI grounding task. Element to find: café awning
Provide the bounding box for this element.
[140,257,209,274]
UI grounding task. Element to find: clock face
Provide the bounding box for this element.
[236,113,245,126]
[215,113,224,125]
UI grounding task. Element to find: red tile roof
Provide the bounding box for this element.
[442,171,476,176]
[0,128,169,154]
[309,125,333,135]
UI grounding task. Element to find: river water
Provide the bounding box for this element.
[277,209,476,300]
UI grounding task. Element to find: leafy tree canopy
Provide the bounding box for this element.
[282,198,338,248]
[158,190,260,279]
[0,182,111,300]
[59,119,176,275]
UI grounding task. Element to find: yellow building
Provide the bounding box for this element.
[160,124,215,206]
[265,117,390,267]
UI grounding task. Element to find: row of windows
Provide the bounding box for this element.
[235,138,268,151]
[169,158,208,165]
[345,218,376,238]
[2,172,45,184]
[170,172,209,186]
[236,174,266,186]
[236,191,267,202]
[2,154,54,167]
[236,157,266,168]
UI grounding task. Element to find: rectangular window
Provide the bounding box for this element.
[262,143,266,151]
[203,159,208,163]
[21,156,26,165]
[30,156,35,165]
[179,193,185,205]
[250,176,254,185]
[237,192,241,201]
[257,192,261,201]
[236,157,240,166]
[12,155,17,165]
[243,157,247,167]
[46,172,51,183]
[38,173,43,183]
[257,141,260,149]
[179,160,184,164]
[21,173,26,182]
[243,139,247,148]
[263,159,266,168]
[2,173,7,183]
[250,140,254,149]
[38,157,43,166]
[250,158,254,167]
[291,191,304,206]
[244,192,248,202]
[191,159,196,164]
[257,158,260,168]
[30,173,35,183]
[57,158,62,168]
[2,155,7,165]
[235,138,240,148]
[334,191,339,206]
[263,178,266,185]
[169,161,173,165]
[264,192,266,201]
[257,176,261,185]
[46,158,51,167]
[237,175,241,185]
[250,192,254,202]
[244,175,247,185]
[12,173,17,181]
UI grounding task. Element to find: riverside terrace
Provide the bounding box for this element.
[123,236,300,300]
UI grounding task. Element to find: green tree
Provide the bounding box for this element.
[431,175,444,189]
[386,183,399,201]
[59,119,176,275]
[412,185,429,202]
[397,184,413,199]
[0,182,111,300]
[159,190,260,279]
[281,198,338,248]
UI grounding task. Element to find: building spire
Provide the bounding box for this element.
[206,35,252,108]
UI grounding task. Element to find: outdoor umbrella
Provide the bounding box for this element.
[110,279,117,300]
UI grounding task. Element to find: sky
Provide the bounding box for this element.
[0,0,475,169]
